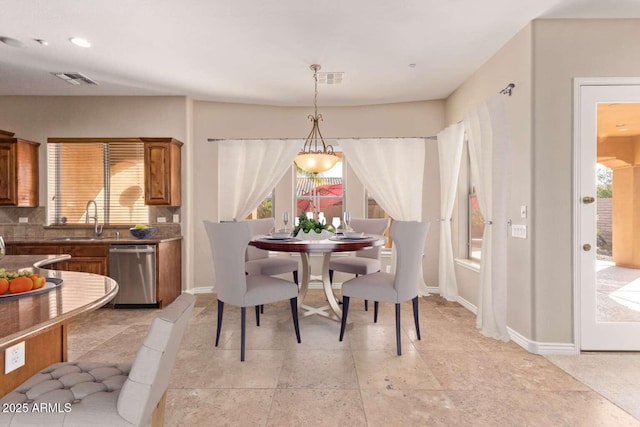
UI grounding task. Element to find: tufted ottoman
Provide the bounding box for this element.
[0,362,133,426]
[0,293,195,427]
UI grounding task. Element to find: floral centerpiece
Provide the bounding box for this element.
[293,213,335,240]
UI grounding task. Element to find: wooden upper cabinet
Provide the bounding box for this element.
[0,130,40,207]
[143,138,182,206]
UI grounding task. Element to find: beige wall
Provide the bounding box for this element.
[445,24,534,338]
[532,19,640,342]
[192,101,445,288]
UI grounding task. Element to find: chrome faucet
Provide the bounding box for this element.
[85,200,104,237]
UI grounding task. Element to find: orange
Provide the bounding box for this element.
[0,278,8,295]
[9,276,34,294]
[30,274,46,290]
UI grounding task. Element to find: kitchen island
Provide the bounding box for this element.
[0,255,118,397]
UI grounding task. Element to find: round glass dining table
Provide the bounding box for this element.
[249,234,385,321]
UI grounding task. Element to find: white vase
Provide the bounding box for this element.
[295,229,334,241]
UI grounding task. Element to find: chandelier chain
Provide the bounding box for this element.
[313,66,318,118]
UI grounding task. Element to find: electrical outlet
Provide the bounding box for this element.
[520,205,527,219]
[5,341,25,374]
[157,217,166,223]
[386,265,391,273]
[172,214,180,223]
[18,217,28,223]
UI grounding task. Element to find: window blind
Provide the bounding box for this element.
[47,142,149,225]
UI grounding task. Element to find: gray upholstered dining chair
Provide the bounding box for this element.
[204,220,301,361]
[0,293,195,427]
[245,217,299,285]
[329,217,390,311]
[339,221,429,356]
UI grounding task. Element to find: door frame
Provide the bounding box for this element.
[573,77,640,352]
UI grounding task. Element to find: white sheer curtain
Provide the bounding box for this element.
[464,96,511,341]
[218,139,301,221]
[339,138,428,294]
[437,123,465,301]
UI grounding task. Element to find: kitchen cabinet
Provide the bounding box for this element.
[0,130,40,207]
[60,244,109,276]
[9,244,108,276]
[142,138,182,206]
[156,239,182,307]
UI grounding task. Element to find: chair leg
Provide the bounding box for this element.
[255,305,260,327]
[215,299,224,347]
[329,269,334,284]
[339,296,350,341]
[240,307,246,362]
[260,304,264,314]
[395,303,401,356]
[412,296,421,340]
[374,301,379,323]
[293,270,299,285]
[290,297,301,343]
[364,299,368,311]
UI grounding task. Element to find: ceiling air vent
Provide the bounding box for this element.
[52,72,99,85]
[317,71,343,85]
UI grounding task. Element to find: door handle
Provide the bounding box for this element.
[582,196,595,204]
[583,243,591,251]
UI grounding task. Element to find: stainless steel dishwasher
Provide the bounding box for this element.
[108,244,157,307]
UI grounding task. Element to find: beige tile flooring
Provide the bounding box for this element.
[68,291,640,426]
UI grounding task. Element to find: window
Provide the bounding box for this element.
[246,190,274,220]
[366,192,392,248]
[295,154,343,225]
[47,141,149,225]
[468,161,484,261]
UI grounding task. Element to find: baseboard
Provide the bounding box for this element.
[447,295,577,355]
[507,327,577,355]
[188,287,214,294]
[456,295,478,314]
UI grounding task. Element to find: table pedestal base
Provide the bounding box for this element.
[298,252,344,322]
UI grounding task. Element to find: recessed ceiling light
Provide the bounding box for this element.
[408,63,417,68]
[0,36,24,48]
[69,37,91,48]
[34,39,49,46]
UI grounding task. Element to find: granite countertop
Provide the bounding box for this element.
[6,236,182,244]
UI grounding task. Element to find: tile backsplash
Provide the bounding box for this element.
[0,206,182,240]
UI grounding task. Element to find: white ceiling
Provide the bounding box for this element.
[1,0,640,107]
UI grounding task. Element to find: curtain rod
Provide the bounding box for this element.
[209,83,516,143]
[207,136,437,142]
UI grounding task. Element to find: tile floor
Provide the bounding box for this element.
[67,291,640,426]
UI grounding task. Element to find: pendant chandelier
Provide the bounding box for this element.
[294,64,339,174]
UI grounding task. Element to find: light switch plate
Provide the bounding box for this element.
[18,217,28,223]
[5,341,25,374]
[512,224,527,239]
[157,217,166,223]
[172,214,180,223]
[520,205,527,219]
